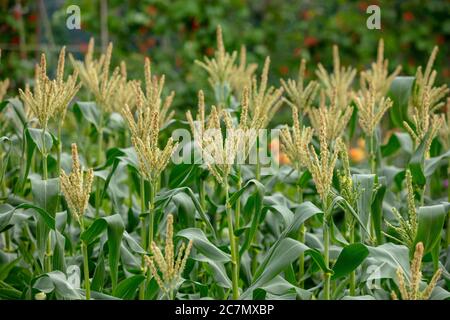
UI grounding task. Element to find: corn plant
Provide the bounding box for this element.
[0,26,449,301]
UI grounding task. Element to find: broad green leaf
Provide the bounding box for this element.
[371,183,386,245]
[381,132,413,157]
[352,174,375,238]
[91,253,106,292]
[228,179,265,206]
[192,255,232,288]
[177,228,230,263]
[15,203,55,230]
[26,128,53,156]
[0,204,14,232]
[424,149,450,178]
[365,243,410,281]
[0,98,27,126]
[408,130,430,187]
[33,271,83,300]
[52,230,67,272]
[30,176,59,216]
[332,243,369,280]
[414,204,448,254]
[73,101,101,129]
[157,187,215,238]
[242,238,328,299]
[388,76,414,128]
[80,214,124,293]
[115,275,145,300]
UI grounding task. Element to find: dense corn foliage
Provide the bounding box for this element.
[0,27,449,300]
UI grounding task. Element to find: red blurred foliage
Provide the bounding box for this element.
[279,65,289,75]
[304,36,319,47]
[443,68,450,78]
[146,5,158,16]
[436,35,445,45]
[13,6,21,20]
[357,1,369,12]
[205,47,214,56]
[403,11,415,22]
[175,55,183,68]
[11,36,20,45]
[300,9,313,20]
[27,14,37,23]
[138,27,148,35]
[79,42,89,54]
[191,18,200,31]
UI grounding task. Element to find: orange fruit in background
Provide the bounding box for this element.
[349,147,366,163]
[357,138,366,149]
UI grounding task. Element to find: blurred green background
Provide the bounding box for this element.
[0,0,449,113]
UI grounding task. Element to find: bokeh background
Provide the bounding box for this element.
[0,0,449,118]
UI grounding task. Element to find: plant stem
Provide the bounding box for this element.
[225,182,239,299]
[81,241,90,300]
[41,127,52,273]
[95,115,104,218]
[139,176,147,300]
[4,230,11,252]
[235,167,241,229]
[349,227,356,296]
[56,122,62,178]
[255,137,261,180]
[79,219,90,300]
[323,220,330,300]
[322,199,331,300]
[41,128,48,180]
[199,177,206,211]
[297,185,305,288]
[369,134,376,174]
[147,182,155,252]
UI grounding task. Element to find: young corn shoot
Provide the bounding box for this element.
[280,104,313,287]
[308,90,353,142]
[391,242,442,300]
[195,25,237,106]
[403,46,449,158]
[353,79,393,173]
[20,49,80,271]
[316,45,356,111]
[145,214,193,300]
[305,114,340,299]
[122,56,178,299]
[281,58,319,117]
[384,170,418,250]
[60,143,94,300]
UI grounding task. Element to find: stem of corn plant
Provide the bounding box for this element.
[80,219,90,300]
[199,177,206,214]
[235,167,242,284]
[41,126,52,273]
[235,167,241,229]
[255,137,261,180]
[323,201,331,300]
[147,182,155,252]
[349,226,356,296]
[56,122,62,179]
[55,122,63,212]
[95,114,104,217]
[225,181,239,299]
[139,176,147,300]
[296,184,305,288]
[4,230,11,252]
[369,134,376,174]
